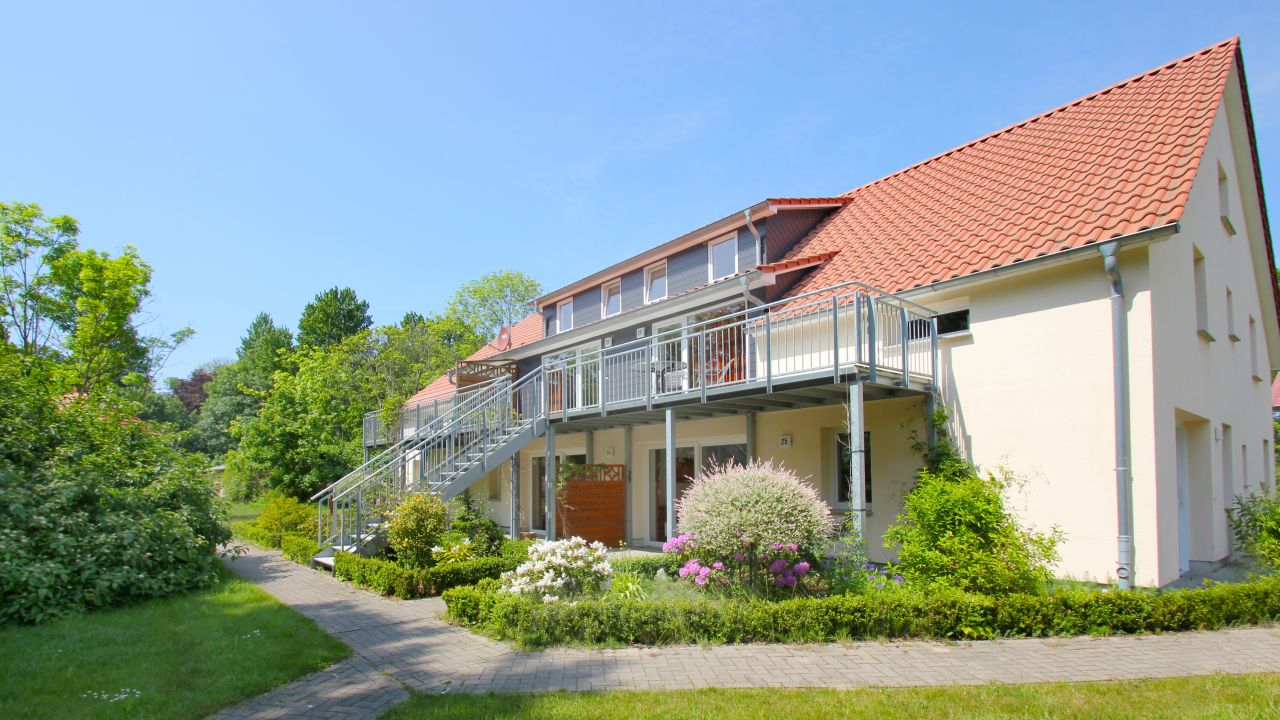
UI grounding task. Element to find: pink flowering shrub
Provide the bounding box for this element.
[670,460,835,595]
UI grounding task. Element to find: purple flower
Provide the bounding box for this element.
[893,574,904,584]
[694,574,709,587]
[771,543,782,550]
[793,561,811,577]
[775,573,797,587]
[787,543,798,552]
[733,552,745,562]
[712,561,724,570]
[769,558,788,574]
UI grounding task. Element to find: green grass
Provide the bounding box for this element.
[227,498,266,524]
[0,566,349,720]
[384,674,1280,719]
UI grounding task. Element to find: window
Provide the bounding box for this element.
[1227,289,1239,341]
[937,309,971,336]
[709,235,738,281]
[645,262,667,303]
[557,298,574,333]
[1194,246,1212,340]
[602,280,622,318]
[1219,162,1237,235]
[1249,316,1261,380]
[836,431,871,506]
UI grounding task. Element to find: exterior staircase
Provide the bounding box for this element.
[311,367,546,563]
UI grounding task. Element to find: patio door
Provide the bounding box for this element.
[546,344,600,412]
[689,303,746,390]
[652,447,695,541]
[531,453,587,535]
[651,322,687,395]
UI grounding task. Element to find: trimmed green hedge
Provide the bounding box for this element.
[443,575,1280,648]
[610,554,682,578]
[333,552,517,599]
[281,535,319,565]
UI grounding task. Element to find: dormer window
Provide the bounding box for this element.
[645,262,667,304]
[710,235,738,281]
[602,280,622,318]
[557,298,574,333]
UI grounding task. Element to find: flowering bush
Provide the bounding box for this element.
[672,460,835,594]
[499,536,613,603]
[431,530,475,566]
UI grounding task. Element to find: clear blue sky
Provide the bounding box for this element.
[5,1,1279,381]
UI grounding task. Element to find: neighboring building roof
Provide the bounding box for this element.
[404,312,544,408]
[779,38,1244,299]
[1271,374,1280,409]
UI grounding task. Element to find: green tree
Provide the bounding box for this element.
[297,286,371,348]
[188,314,293,458]
[0,201,78,356]
[446,270,541,340]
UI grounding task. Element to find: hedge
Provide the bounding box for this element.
[442,574,1280,649]
[610,554,682,578]
[281,535,319,565]
[333,552,517,599]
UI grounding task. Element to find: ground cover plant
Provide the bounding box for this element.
[0,566,348,720]
[381,674,1280,720]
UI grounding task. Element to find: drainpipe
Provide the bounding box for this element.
[744,208,764,265]
[1100,241,1135,590]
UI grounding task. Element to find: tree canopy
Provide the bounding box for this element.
[446,270,542,340]
[297,286,372,348]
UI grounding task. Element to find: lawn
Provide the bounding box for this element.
[384,674,1280,719]
[228,498,267,524]
[0,565,349,720]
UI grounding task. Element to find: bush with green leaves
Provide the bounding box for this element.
[445,573,1280,649]
[499,538,535,564]
[281,534,319,565]
[884,468,1061,595]
[386,493,448,569]
[334,551,516,598]
[252,495,316,542]
[0,354,230,624]
[673,460,835,593]
[432,530,475,565]
[1228,484,1280,570]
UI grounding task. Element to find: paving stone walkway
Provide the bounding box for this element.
[212,545,1280,718]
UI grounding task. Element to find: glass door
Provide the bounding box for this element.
[689,303,746,390]
[651,322,687,395]
[652,447,696,541]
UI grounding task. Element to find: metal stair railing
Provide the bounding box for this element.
[418,366,546,495]
[311,376,510,553]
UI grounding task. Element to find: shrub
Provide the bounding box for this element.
[386,493,448,569]
[0,357,229,625]
[432,530,475,565]
[334,552,516,598]
[281,534,319,565]
[499,536,613,603]
[231,521,281,549]
[252,495,316,542]
[610,554,681,579]
[452,510,505,556]
[499,538,534,564]
[673,460,834,593]
[884,468,1060,595]
[1228,484,1280,570]
[445,574,1280,649]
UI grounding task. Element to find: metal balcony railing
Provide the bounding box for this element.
[542,280,937,416]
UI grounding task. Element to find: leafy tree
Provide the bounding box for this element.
[446,270,541,340]
[0,201,78,356]
[232,335,372,497]
[187,314,294,458]
[168,364,217,414]
[297,286,371,348]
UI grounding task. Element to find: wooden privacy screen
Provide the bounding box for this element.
[556,464,626,546]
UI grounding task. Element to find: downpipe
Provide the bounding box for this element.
[1100,241,1135,590]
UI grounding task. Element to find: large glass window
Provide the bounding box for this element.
[702,444,748,471]
[710,236,737,281]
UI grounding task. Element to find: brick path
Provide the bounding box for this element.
[212,545,1280,718]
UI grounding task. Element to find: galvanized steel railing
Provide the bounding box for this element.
[542,280,937,416]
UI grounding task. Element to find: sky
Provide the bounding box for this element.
[4,1,1280,381]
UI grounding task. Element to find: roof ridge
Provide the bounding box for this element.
[842,37,1239,198]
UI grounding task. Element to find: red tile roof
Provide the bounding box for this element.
[405,312,544,407]
[780,38,1245,298]
[1271,374,1280,409]
[759,250,840,275]
[767,197,849,208]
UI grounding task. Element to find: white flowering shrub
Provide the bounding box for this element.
[498,536,613,603]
